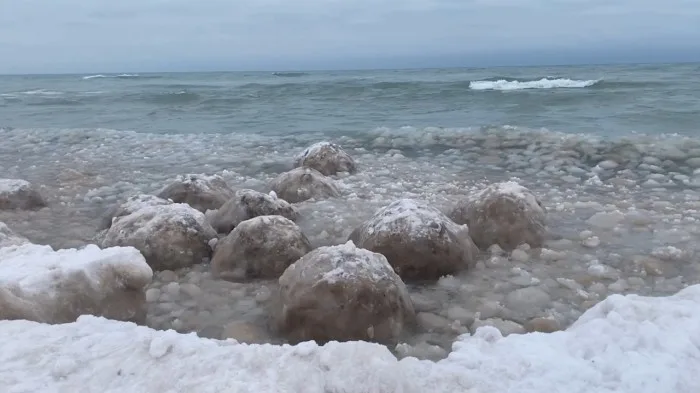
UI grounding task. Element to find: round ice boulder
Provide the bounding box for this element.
[294,142,357,176]
[211,215,312,280]
[156,174,236,212]
[349,199,478,280]
[0,179,46,210]
[277,241,415,344]
[101,204,217,271]
[449,181,546,250]
[270,167,340,203]
[99,194,172,230]
[206,189,298,234]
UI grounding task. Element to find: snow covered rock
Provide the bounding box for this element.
[0,179,46,210]
[156,174,235,212]
[0,222,29,248]
[270,167,340,203]
[211,215,312,280]
[206,189,298,234]
[349,199,478,280]
[449,181,547,250]
[99,194,172,230]
[0,244,152,323]
[101,204,217,271]
[277,241,415,344]
[293,141,357,176]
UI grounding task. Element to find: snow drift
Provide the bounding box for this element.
[0,243,153,324]
[1,283,698,393]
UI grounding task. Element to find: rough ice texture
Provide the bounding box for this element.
[0,178,46,210]
[98,194,172,230]
[293,141,357,176]
[211,215,312,280]
[0,222,29,248]
[0,243,152,323]
[449,181,547,250]
[270,167,340,203]
[349,198,478,280]
[2,284,699,393]
[206,189,298,234]
[156,173,236,212]
[101,204,217,271]
[277,241,415,344]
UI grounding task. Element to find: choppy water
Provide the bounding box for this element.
[2,63,700,359]
[2,63,699,136]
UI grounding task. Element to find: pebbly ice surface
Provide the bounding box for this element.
[2,125,700,359]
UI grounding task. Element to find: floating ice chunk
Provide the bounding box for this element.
[0,178,46,210]
[587,211,625,229]
[587,263,620,280]
[510,249,530,262]
[651,246,688,261]
[582,236,601,248]
[598,160,619,170]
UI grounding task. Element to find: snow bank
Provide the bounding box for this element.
[1,284,698,393]
[0,244,153,323]
[0,222,29,248]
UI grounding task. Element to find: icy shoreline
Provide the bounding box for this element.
[1,284,699,393]
[2,125,700,390]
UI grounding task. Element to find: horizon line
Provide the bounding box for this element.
[1,59,698,77]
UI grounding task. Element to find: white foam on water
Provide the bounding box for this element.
[469,78,600,91]
[82,74,140,80]
[18,89,65,96]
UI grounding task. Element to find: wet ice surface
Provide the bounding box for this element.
[2,126,700,360]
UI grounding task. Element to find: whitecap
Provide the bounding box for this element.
[82,74,139,80]
[19,89,64,96]
[469,78,599,91]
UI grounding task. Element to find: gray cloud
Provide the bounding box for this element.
[0,0,698,73]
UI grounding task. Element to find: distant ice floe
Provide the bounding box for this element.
[469,78,600,91]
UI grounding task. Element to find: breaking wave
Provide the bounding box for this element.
[82,74,149,80]
[469,78,600,91]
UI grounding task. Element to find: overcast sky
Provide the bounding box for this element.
[1,0,699,73]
